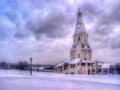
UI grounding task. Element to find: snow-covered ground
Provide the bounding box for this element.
[0,70,120,90]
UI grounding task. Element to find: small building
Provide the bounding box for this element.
[101,63,110,75]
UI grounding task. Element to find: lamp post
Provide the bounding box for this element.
[30,57,32,75]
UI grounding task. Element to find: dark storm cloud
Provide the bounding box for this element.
[5,12,17,22]
[0,15,16,41]
[14,31,27,39]
[24,0,103,39]
[2,0,103,40]
[110,34,120,49]
[26,10,72,39]
[2,0,74,39]
[79,1,102,22]
[92,1,120,49]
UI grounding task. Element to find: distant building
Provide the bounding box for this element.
[55,10,110,75]
[32,65,54,72]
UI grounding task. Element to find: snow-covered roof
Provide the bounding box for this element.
[82,61,94,63]
[55,60,70,68]
[69,58,80,64]
[55,63,64,68]
[98,63,102,65]
[64,60,70,63]
[82,47,91,50]
[101,63,110,69]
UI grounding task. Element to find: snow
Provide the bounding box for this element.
[64,60,70,63]
[0,70,120,90]
[82,60,94,63]
[69,58,80,64]
[98,63,103,65]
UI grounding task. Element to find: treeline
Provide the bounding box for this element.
[0,61,55,72]
[0,61,29,70]
[116,63,120,74]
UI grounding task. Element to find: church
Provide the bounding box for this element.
[55,10,110,75]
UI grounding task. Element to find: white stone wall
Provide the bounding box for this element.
[70,31,92,61]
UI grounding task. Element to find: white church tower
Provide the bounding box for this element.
[70,10,92,61]
[55,10,110,75]
[55,10,100,75]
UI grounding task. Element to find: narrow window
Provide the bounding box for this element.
[81,63,85,66]
[82,44,84,48]
[73,45,76,49]
[88,63,90,66]
[78,53,80,58]
[87,45,89,48]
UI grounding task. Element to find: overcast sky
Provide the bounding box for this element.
[0,0,120,65]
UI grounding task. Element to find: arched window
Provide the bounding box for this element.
[88,69,90,75]
[74,45,76,49]
[82,44,84,48]
[87,45,89,48]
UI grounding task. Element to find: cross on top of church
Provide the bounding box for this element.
[74,9,86,35]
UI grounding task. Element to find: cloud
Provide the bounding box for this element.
[88,0,120,64]
[26,9,72,39]
[91,0,120,49]
[0,0,120,65]
[0,15,16,41]
[79,1,103,22]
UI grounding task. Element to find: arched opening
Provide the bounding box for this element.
[87,45,89,48]
[71,72,74,74]
[82,44,84,48]
[73,45,76,49]
[88,69,90,75]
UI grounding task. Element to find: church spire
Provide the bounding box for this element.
[74,10,86,35]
